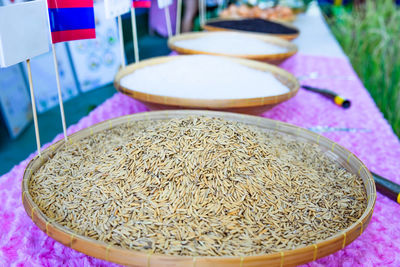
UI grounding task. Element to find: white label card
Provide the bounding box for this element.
[157,0,173,8]
[0,1,50,68]
[104,0,131,19]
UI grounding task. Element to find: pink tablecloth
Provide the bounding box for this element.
[1,54,400,266]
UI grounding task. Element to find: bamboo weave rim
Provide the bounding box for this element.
[22,110,376,267]
[167,31,298,64]
[202,18,300,41]
[114,55,299,110]
[218,14,297,23]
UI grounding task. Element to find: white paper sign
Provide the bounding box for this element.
[157,0,173,8]
[104,0,131,19]
[0,1,49,67]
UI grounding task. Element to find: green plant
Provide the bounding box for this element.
[328,0,400,137]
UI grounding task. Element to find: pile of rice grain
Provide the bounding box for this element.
[173,32,287,55]
[119,55,289,99]
[29,116,367,257]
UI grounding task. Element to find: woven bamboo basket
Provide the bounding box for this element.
[219,14,297,23]
[168,32,298,65]
[203,18,300,41]
[114,56,299,115]
[219,15,297,23]
[22,110,376,267]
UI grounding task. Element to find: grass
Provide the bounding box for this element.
[328,0,400,137]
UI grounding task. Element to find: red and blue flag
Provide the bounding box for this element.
[132,0,151,8]
[47,0,96,43]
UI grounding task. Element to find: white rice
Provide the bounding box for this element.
[120,55,289,99]
[174,32,287,55]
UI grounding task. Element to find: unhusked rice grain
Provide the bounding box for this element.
[29,116,367,257]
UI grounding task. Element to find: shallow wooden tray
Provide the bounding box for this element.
[22,110,376,266]
[168,31,298,65]
[203,18,300,41]
[114,55,299,115]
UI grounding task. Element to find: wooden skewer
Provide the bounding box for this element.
[131,7,140,63]
[199,0,206,27]
[118,15,126,67]
[26,59,41,156]
[176,0,182,35]
[164,7,172,37]
[51,43,68,141]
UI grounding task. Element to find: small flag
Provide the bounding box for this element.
[0,1,50,67]
[47,0,96,43]
[104,0,131,19]
[157,0,173,8]
[133,0,151,8]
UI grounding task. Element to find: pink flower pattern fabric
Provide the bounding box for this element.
[1,54,399,266]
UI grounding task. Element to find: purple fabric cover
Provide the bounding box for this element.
[1,54,399,266]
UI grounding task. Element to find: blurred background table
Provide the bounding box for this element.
[292,2,346,59]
